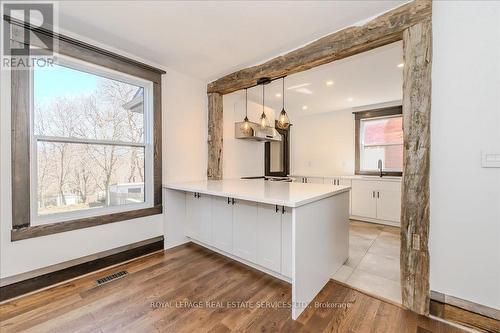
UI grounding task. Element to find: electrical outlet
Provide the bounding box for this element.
[412,234,421,251]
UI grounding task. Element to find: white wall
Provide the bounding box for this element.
[0,57,207,280]
[162,69,207,183]
[290,109,355,176]
[430,1,500,310]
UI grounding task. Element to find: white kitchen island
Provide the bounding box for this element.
[164,179,350,320]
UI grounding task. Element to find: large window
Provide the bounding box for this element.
[32,57,154,225]
[9,19,164,241]
[355,106,403,176]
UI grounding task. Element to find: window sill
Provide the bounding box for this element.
[11,205,162,241]
[355,171,402,177]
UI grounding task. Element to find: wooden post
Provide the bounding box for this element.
[401,18,432,315]
[207,93,223,180]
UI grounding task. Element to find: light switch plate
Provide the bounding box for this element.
[481,151,500,168]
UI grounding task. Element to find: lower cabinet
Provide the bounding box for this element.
[351,179,401,223]
[185,192,212,244]
[281,209,292,278]
[375,182,401,222]
[232,199,258,262]
[212,196,233,253]
[185,192,292,278]
[257,204,284,273]
[351,180,377,219]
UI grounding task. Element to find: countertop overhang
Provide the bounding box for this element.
[164,179,350,208]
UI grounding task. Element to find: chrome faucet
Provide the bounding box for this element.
[378,159,384,178]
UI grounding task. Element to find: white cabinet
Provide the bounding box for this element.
[257,204,283,273]
[324,177,347,186]
[185,192,200,239]
[291,176,324,184]
[233,199,258,262]
[212,196,233,253]
[376,182,401,222]
[351,179,401,224]
[325,177,352,214]
[306,177,324,184]
[185,192,212,244]
[281,208,293,278]
[351,180,377,219]
[185,192,293,277]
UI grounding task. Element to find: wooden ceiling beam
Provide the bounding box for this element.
[207,0,431,95]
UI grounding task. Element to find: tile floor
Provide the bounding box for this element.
[333,220,402,304]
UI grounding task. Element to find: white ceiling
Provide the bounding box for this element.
[243,41,403,115]
[57,1,407,81]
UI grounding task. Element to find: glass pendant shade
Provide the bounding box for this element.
[260,112,269,129]
[241,115,251,133]
[276,77,290,129]
[277,108,290,129]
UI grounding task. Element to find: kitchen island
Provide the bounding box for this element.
[164,179,350,320]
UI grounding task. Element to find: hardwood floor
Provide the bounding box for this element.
[0,243,466,333]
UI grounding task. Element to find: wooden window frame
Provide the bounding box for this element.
[7,16,165,241]
[354,105,403,177]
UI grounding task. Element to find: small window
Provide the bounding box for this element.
[355,106,403,176]
[32,57,154,225]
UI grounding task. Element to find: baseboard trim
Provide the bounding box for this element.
[0,236,164,302]
[350,215,400,227]
[430,291,500,333]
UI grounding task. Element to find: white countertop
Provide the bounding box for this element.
[164,179,350,208]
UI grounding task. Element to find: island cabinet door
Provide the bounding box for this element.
[257,204,282,273]
[212,196,233,253]
[232,199,258,262]
[281,208,293,278]
[351,180,377,219]
[185,192,201,239]
[198,194,213,245]
[185,192,212,244]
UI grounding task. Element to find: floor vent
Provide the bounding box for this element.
[96,270,128,286]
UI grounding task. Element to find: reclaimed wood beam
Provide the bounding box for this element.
[207,93,223,180]
[207,0,432,95]
[401,18,432,315]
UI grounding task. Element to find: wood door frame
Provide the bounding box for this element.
[206,0,432,315]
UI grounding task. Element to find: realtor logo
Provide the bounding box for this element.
[1,2,57,68]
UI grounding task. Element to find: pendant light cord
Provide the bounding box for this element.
[282,77,285,110]
[262,83,265,114]
[245,88,248,117]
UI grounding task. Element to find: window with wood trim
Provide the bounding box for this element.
[32,57,154,225]
[354,106,403,176]
[8,18,164,241]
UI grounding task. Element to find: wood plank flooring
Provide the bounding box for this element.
[0,243,466,333]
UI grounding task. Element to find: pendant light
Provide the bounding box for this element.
[240,88,251,133]
[260,83,269,129]
[277,77,290,129]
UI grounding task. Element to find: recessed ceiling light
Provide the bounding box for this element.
[326,80,334,86]
[302,105,308,110]
[275,93,282,98]
[347,97,354,102]
[397,63,404,68]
